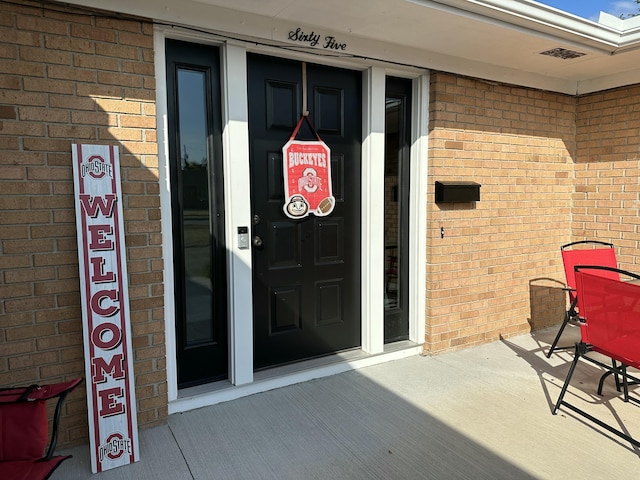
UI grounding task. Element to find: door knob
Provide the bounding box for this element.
[253,235,263,248]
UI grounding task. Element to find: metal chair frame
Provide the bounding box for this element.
[547,240,617,358]
[553,266,640,448]
[0,378,83,480]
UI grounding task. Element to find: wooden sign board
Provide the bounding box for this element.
[72,144,139,473]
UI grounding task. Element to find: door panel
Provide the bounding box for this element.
[166,39,228,387]
[268,220,302,268]
[266,81,299,129]
[248,54,361,369]
[316,218,343,264]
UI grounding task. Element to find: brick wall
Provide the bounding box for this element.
[426,72,576,353]
[575,85,640,269]
[0,0,165,448]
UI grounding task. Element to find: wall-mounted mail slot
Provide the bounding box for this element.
[435,181,481,203]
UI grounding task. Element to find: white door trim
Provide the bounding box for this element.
[220,42,254,386]
[409,73,429,345]
[361,66,386,354]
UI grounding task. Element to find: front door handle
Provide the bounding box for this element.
[253,235,263,248]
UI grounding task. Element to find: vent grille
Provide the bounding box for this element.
[539,47,586,59]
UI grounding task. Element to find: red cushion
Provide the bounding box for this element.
[576,270,640,368]
[0,401,48,461]
[562,247,618,302]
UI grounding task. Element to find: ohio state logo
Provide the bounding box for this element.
[81,155,114,179]
[98,432,132,462]
[298,167,323,193]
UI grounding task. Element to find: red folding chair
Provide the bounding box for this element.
[553,267,640,448]
[546,240,618,358]
[0,378,83,480]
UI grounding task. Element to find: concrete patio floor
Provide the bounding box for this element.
[56,326,640,479]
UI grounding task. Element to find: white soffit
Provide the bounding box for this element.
[62,0,640,94]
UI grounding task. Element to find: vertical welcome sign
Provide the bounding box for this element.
[72,144,139,473]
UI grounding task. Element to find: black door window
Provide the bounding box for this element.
[384,77,411,343]
[166,39,228,387]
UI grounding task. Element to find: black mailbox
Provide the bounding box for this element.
[435,181,481,203]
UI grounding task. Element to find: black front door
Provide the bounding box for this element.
[166,40,228,387]
[248,54,362,369]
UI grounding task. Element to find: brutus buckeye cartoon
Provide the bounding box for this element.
[285,195,309,218]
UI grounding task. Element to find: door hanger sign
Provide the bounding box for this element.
[282,115,335,219]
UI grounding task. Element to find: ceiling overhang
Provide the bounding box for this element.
[60,0,640,95]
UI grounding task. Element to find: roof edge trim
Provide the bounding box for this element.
[410,0,625,50]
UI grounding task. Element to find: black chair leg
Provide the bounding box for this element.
[547,302,576,358]
[622,364,630,403]
[597,359,622,396]
[553,344,581,414]
[553,348,640,448]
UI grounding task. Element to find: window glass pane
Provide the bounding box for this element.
[385,97,402,311]
[177,68,214,345]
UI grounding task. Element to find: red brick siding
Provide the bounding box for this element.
[575,85,640,269]
[426,72,576,353]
